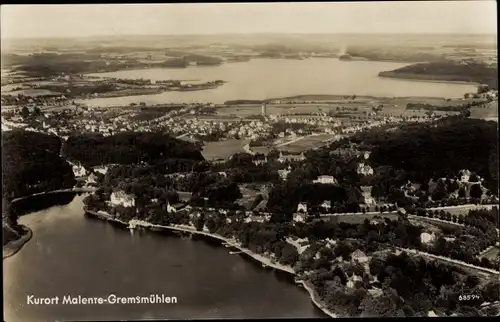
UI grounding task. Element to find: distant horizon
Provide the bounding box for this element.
[2,31,498,42]
[1,2,497,39]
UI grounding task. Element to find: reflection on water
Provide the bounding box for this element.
[10,192,77,218]
[4,194,325,321]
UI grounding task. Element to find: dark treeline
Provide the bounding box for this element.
[406,100,488,112]
[63,132,205,167]
[350,118,498,191]
[2,131,75,200]
[380,61,498,89]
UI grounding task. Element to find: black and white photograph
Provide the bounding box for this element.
[1,1,499,320]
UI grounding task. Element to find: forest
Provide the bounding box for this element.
[379,61,498,89]
[63,132,205,167]
[349,118,498,193]
[2,130,75,199]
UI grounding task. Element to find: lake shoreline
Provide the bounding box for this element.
[378,71,480,86]
[85,209,338,318]
[3,225,32,259]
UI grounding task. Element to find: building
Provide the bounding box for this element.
[357,163,374,176]
[110,191,135,208]
[278,151,306,163]
[94,166,109,175]
[278,166,292,181]
[346,274,363,289]
[293,212,307,223]
[261,103,267,116]
[360,186,376,206]
[313,175,337,185]
[460,169,471,182]
[297,202,308,213]
[72,164,86,177]
[351,249,369,264]
[320,200,331,211]
[166,202,177,213]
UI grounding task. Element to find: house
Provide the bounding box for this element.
[357,163,374,176]
[94,166,109,175]
[72,164,86,177]
[297,202,308,213]
[320,200,331,211]
[278,166,291,181]
[360,186,376,205]
[86,173,98,185]
[420,232,435,244]
[313,175,337,185]
[244,215,265,223]
[351,249,369,264]
[110,191,135,208]
[459,169,471,183]
[166,202,177,213]
[177,191,193,203]
[346,274,363,288]
[293,212,307,223]
[278,151,306,163]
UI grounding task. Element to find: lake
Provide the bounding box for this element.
[79,58,477,107]
[3,195,325,321]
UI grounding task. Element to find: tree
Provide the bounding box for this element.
[469,173,480,183]
[458,187,467,199]
[20,106,30,118]
[470,184,483,199]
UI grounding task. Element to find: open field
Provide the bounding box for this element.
[277,134,336,153]
[7,89,63,97]
[201,139,249,160]
[480,246,500,261]
[470,101,498,121]
[328,213,399,224]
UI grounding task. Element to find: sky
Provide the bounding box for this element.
[1,1,497,39]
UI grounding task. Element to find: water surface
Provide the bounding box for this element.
[3,195,325,321]
[79,58,476,106]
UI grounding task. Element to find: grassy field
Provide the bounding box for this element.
[201,139,249,160]
[277,134,336,153]
[470,101,498,121]
[480,246,500,261]
[331,213,399,224]
[8,89,62,97]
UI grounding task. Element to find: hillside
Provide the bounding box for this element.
[63,132,205,167]
[1,130,75,199]
[379,61,498,89]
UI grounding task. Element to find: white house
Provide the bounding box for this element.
[72,164,86,177]
[94,166,109,175]
[346,274,363,289]
[166,202,177,213]
[357,163,374,176]
[320,200,331,211]
[351,249,369,264]
[360,186,376,205]
[420,232,435,244]
[297,202,308,213]
[86,173,98,185]
[278,166,292,181]
[313,175,337,185]
[293,212,307,223]
[460,169,471,183]
[110,191,135,208]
